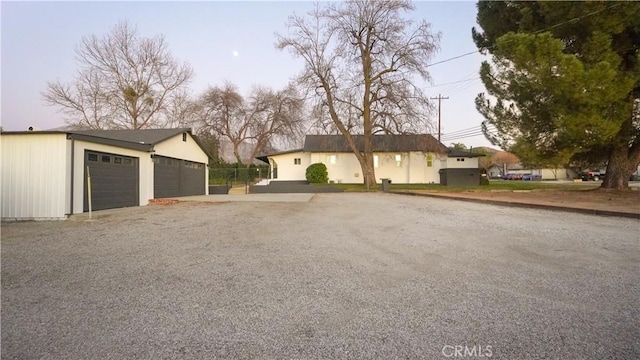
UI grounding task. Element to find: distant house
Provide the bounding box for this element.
[1,128,210,220]
[257,134,482,184]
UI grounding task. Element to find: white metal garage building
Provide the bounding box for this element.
[1,128,210,220]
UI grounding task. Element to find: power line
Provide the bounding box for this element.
[440,124,498,142]
[441,125,480,136]
[424,77,480,89]
[441,128,498,142]
[425,2,624,68]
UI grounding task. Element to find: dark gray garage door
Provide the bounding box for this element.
[153,156,205,198]
[84,150,139,211]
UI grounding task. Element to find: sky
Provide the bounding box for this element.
[1,0,493,148]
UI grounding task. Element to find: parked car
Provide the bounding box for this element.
[501,173,521,180]
[522,173,542,181]
[577,171,605,181]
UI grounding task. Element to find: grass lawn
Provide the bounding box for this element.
[314,180,599,193]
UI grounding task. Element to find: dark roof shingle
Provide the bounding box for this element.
[69,128,190,145]
[303,134,447,153]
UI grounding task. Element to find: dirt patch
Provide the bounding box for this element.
[401,188,640,215]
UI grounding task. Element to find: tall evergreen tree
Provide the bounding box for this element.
[473,1,640,189]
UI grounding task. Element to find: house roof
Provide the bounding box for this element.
[2,128,212,159]
[302,134,447,153]
[447,149,486,158]
[256,148,304,164]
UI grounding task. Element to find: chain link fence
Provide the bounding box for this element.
[209,166,268,185]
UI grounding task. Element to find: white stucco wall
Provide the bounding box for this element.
[153,133,209,163]
[446,157,479,169]
[73,140,153,214]
[1,133,70,219]
[268,151,443,184]
[539,168,568,180]
[269,152,310,181]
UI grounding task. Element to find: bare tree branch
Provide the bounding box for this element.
[42,20,193,129]
[196,83,305,166]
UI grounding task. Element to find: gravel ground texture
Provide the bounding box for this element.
[2,193,639,359]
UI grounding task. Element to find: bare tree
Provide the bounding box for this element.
[43,20,193,129]
[198,83,305,166]
[163,89,201,129]
[276,0,440,187]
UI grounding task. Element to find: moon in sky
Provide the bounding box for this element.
[232,50,239,57]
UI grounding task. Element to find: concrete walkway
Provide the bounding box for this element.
[171,193,315,203]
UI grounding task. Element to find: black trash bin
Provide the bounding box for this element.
[381,178,392,192]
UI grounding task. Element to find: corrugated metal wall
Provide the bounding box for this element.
[1,134,69,219]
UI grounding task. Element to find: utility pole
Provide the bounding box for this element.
[430,94,449,143]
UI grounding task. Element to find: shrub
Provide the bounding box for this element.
[480,174,490,186]
[306,163,329,183]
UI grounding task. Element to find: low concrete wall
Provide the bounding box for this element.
[208,185,229,194]
[439,168,481,186]
[250,182,342,194]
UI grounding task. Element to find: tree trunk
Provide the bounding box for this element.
[601,117,640,190]
[232,142,243,166]
[359,153,377,189]
[601,143,635,190]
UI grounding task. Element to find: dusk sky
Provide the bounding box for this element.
[1,1,492,148]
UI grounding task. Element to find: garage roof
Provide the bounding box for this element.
[3,128,211,157]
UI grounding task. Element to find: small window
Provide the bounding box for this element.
[294,158,301,165]
[88,153,98,162]
[327,155,336,165]
[123,158,133,165]
[395,154,402,167]
[456,158,465,162]
[426,154,433,167]
[182,133,187,142]
[101,155,111,163]
[373,155,379,168]
[114,157,122,164]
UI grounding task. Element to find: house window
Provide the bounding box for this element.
[114,157,122,164]
[101,155,111,163]
[88,153,98,162]
[294,158,301,165]
[457,158,465,162]
[123,158,133,165]
[182,133,187,142]
[373,155,379,168]
[395,154,402,167]
[327,155,336,165]
[426,154,433,167]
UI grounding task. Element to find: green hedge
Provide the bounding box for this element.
[306,163,329,183]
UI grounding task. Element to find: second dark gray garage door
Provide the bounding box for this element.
[153,156,205,198]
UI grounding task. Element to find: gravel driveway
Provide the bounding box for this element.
[2,193,638,359]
